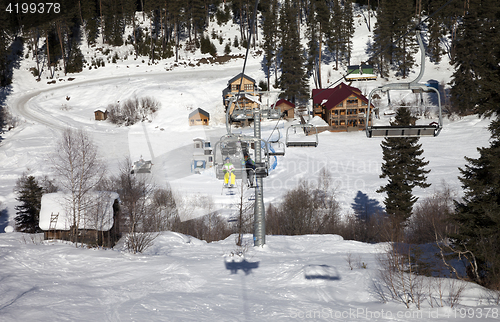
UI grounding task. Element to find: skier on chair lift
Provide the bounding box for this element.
[223,157,236,187]
[244,153,256,188]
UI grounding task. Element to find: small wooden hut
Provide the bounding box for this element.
[39,191,120,247]
[273,99,295,119]
[189,108,210,126]
[94,108,108,121]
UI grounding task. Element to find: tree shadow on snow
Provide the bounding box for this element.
[0,208,10,233]
[351,191,385,221]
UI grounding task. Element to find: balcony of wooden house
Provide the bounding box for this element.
[313,105,323,116]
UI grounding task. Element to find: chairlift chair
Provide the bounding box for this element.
[213,135,270,182]
[365,30,443,138]
[131,157,152,174]
[266,126,286,156]
[285,123,319,147]
[267,140,286,156]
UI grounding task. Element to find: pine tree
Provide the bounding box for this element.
[450,0,500,116]
[377,107,430,237]
[449,9,483,114]
[14,175,44,233]
[0,5,17,86]
[452,119,500,287]
[305,0,320,88]
[328,0,343,70]
[279,0,309,104]
[449,0,500,288]
[342,0,355,66]
[262,0,279,88]
[427,19,440,62]
[371,0,392,77]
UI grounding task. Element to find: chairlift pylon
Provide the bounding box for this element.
[365,30,443,138]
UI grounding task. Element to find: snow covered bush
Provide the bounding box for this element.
[107,96,160,126]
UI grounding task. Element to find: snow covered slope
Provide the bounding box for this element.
[0,7,496,321]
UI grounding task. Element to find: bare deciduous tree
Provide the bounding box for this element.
[50,128,106,246]
[266,169,341,236]
[112,158,177,253]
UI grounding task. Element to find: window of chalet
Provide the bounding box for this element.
[347,99,358,106]
[231,84,240,92]
[244,84,253,91]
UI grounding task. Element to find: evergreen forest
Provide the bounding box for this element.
[0,0,497,108]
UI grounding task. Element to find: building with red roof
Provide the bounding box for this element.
[312,83,374,131]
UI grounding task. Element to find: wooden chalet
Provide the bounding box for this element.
[222,73,261,119]
[94,108,108,120]
[189,108,210,126]
[312,83,374,132]
[39,191,121,247]
[272,99,295,119]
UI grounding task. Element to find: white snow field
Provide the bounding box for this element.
[1,8,498,321]
[2,232,500,322]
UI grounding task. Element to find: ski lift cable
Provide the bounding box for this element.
[226,0,260,134]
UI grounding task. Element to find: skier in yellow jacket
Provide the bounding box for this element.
[223,157,236,187]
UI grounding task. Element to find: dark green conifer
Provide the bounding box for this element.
[377,107,430,237]
[14,175,44,233]
[452,119,500,286]
[262,0,278,89]
[449,0,500,288]
[279,0,309,104]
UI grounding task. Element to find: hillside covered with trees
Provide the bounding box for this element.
[0,0,496,109]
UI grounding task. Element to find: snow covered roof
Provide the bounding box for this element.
[39,191,119,231]
[243,93,261,105]
[94,108,107,113]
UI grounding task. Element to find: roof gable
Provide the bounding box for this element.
[273,99,295,109]
[312,83,369,110]
[227,73,256,86]
[189,108,210,118]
